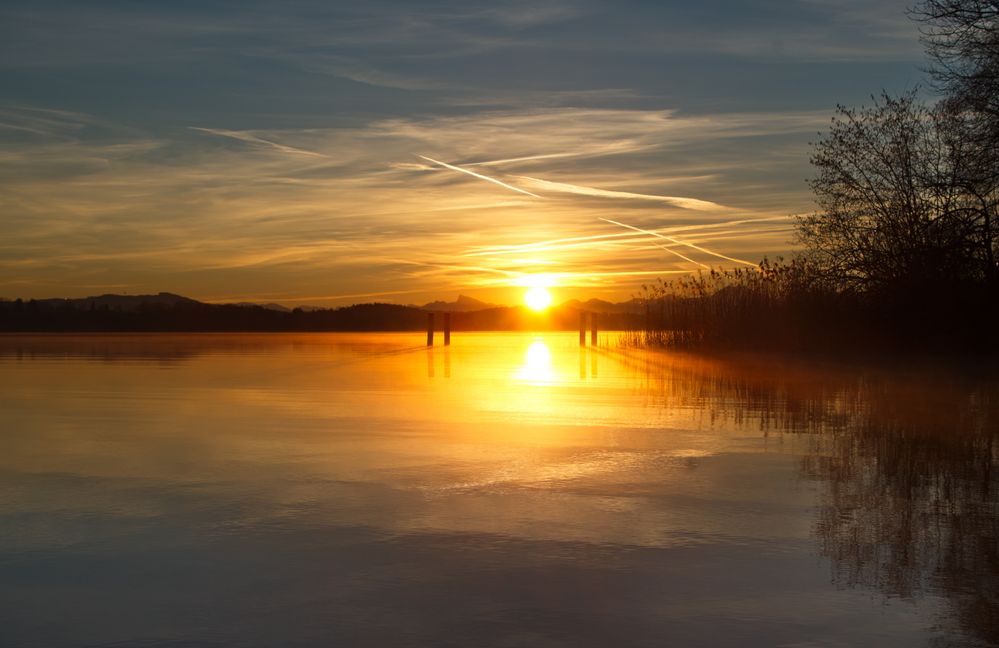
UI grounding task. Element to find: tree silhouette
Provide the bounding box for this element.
[915,0,999,287]
[801,92,991,298]
[914,0,999,130]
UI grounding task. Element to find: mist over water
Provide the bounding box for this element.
[1,333,995,648]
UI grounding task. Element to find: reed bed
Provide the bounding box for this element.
[631,258,868,352]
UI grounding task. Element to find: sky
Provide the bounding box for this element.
[0,0,928,306]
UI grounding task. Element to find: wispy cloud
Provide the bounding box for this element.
[0,0,927,305]
[3,102,812,304]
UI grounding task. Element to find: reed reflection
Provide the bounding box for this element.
[631,351,999,646]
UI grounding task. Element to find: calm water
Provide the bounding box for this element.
[1,332,996,648]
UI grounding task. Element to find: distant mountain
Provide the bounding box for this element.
[35,292,202,311]
[233,302,292,312]
[422,294,498,312]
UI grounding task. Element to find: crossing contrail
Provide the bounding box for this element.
[418,155,541,198]
[462,217,793,258]
[600,218,759,268]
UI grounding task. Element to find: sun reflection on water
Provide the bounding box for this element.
[513,339,556,384]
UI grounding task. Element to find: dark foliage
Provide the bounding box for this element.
[631,255,997,353]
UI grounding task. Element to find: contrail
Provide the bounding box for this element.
[516,176,725,211]
[418,155,541,198]
[464,226,790,258]
[468,215,793,255]
[706,215,794,226]
[190,127,327,158]
[393,258,524,277]
[460,140,651,167]
[627,226,793,246]
[600,218,759,268]
[462,152,580,166]
[463,215,794,258]
[469,269,693,286]
[657,215,793,233]
[463,232,644,257]
[563,270,693,277]
[467,231,640,251]
[477,231,781,259]
[471,234,706,268]
[648,242,710,269]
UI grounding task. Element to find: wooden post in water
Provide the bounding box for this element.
[426,312,434,346]
[579,311,587,346]
[443,312,451,346]
[590,312,599,346]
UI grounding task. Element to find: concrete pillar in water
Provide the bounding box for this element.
[444,312,451,346]
[590,312,598,346]
[426,312,435,346]
[579,311,587,346]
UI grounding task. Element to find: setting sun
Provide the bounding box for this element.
[524,286,552,311]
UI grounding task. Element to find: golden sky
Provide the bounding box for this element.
[0,1,925,306]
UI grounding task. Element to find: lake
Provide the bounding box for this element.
[1,332,996,647]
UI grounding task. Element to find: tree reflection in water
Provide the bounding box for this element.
[802,376,998,647]
[627,351,998,646]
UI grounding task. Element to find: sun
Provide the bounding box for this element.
[517,273,557,311]
[524,286,552,311]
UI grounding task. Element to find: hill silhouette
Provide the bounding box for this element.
[0,293,639,332]
[33,292,200,311]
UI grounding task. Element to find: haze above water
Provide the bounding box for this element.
[1,333,996,648]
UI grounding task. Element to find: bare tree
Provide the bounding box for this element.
[913,0,999,286]
[913,0,999,121]
[800,92,984,296]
